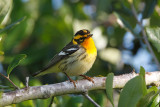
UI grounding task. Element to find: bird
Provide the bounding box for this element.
[33,29,97,87]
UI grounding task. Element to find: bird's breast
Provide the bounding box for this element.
[58,48,97,76]
[81,37,97,54]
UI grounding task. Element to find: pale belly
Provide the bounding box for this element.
[58,50,97,76]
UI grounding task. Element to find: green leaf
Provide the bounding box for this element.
[137,86,160,107]
[147,86,158,93]
[114,13,132,30]
[150,96,159,107]
[137,91,155,107]
[114,12,137,37]
[0,91,3,99]
[105,73,114,107]
[146,27,160,52]
[0,51,4,55]
[139,66,145,77]
[118,76,143,107]
[0,0,12,24]
[97,0,112,13]
[19,100,34,107]
[66,96,83,107]
[94,93,105,107]
[148,89,160,107]
[142,0,157,19]
[139,66,147,95]
[0,17,26,34]
[7,54,27,76]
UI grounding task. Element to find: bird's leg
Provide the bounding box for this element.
[64,72,76,88]
[79,75,94,83]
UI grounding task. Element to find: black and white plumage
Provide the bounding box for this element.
[33,42,82,77]
[33,29,97,79]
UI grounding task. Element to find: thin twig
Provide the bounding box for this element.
[130,3,160,70]
[25,77,29,88]
[0,73,19,89]
[83,92,101,107]
[48,96,54,107]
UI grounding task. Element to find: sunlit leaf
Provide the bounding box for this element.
[142,0,157,19]
[7,54,27,76]
[118,76,143,107]
[146,27,160,52]
[0,51,4,55]
[19,100,34,107]
[0,17,25,34]
[106,73,114,107]
[139,66,145,77]
[147,86,158,93]
[0,91,3,99]
[114,12,137,36]
[137,91,155,107]
[148,89,160,107]
[139,66,147,95]
[0,0,12,24]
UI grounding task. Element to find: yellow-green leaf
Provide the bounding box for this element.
[118,76,143,107]
[0,51,4,55]
[137,91,155,107]
[106,73,114,107]
[0,17,26,34]
[7,54,27,76]
[146,27,160,52]
[139,66,147,95]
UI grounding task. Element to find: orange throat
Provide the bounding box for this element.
[81,37,97,54]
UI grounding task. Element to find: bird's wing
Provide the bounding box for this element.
[32,42,80,77]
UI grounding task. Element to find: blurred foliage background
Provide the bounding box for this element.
[0,0,160,106]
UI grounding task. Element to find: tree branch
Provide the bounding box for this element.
[130,3,160,70]
[48,96,54,107]
[0,71,160,106]
[83,92,100,107]
[0,73,19,89]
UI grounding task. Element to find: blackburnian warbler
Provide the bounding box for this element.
[33,29,97,87]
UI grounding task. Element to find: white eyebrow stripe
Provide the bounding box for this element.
[67,48,78,51]
[58,51,68,55]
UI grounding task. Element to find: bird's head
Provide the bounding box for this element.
[72,29,93,45]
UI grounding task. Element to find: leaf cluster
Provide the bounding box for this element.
[106,67,160,107]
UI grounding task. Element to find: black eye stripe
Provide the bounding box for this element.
[80,37,86,40]
[74,37,86,43]
[74,39,79,42]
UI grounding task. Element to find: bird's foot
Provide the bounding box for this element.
[68,77,76,88]
[80,75,94,83]
[64,72,76,88]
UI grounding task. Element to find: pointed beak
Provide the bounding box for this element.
[90,34,93,37]
[87,34,93,38]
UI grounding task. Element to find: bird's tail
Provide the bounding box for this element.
[32,66,59,77]
[32,71,42,77]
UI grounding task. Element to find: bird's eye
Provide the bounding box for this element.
[79,38,84,41]
[74,37,86,44]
